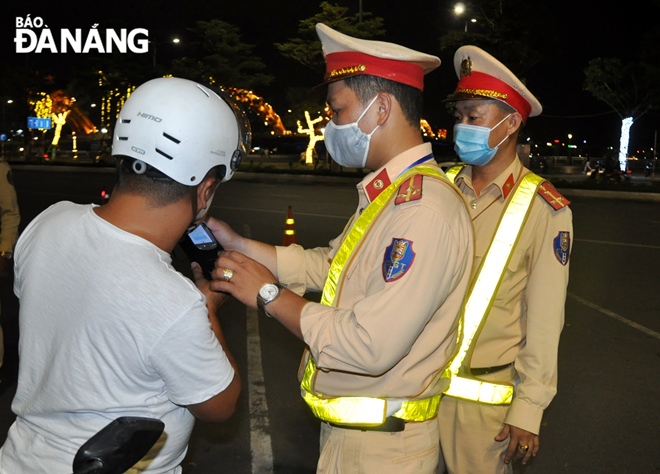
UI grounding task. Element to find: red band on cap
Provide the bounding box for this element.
[455,71,531,120]
[325,52,425,90]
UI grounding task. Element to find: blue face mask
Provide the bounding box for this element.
[453,114,511,166]
[324,96,380,169]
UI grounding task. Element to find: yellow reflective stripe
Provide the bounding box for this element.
[443,376,514,405]
[443,172,544,405]
[300,354,387,424]
[445,165,463,182]
[321,165,447,306]
[302,165,456,424]
[394,395,442,422]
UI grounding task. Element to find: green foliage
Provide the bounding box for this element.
[171,19,274,90]
[275,1,386,74]
[272,2,386,127]
[584,57,659,120]
[438,0,545,80]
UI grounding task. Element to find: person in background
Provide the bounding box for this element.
[0,158,19,385]
[437,45,573,473]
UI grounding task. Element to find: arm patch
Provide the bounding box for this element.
[383,238,415,281]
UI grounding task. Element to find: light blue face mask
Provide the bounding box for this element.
[324,96,380,169]
[453,114,511,166]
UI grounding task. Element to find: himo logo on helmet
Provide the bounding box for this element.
[14,15,149,54]
[137,112,162,122]
[131,147,146,155]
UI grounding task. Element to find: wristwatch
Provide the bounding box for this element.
[257,282,284,317]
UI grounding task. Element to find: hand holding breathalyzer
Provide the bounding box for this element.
[178,222,223,280]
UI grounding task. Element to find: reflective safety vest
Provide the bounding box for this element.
[441,165,544,405]
[300,165,460,426]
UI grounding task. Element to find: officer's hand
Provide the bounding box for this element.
[191,261,229,311]
[205,217,243,251]
[210,250,276,310]
[496,423,539,465]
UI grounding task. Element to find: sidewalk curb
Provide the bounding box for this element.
[10,165,660,202]
[557,187,660,202]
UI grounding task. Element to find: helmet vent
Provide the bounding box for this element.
[121,119,131,124]
[117,137,128,141]
[163,132,181,144]
[195,84,210,98]
[155,148,174,160]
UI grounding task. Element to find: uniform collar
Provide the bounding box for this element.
[360,143,434,202]
[455,156,524,200]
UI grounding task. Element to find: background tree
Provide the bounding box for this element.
[275,1,385,75]
[438,0,545,77]
[171,19,273,91]
[272,1,385,142]
[584,32,660,170]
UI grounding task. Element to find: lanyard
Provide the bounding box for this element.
[400,153,434,176]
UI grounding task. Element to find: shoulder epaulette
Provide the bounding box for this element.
[537,181,570,210]
[394,174,423,205]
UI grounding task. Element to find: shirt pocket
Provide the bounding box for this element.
[507,248,525,273]
[343,251,363,281]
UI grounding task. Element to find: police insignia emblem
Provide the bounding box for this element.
[553,231,570,266]
[382,238,415,282]
[460,56,472,77]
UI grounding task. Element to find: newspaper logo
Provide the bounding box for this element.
[14,15,149,54]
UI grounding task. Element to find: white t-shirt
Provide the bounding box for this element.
[0,202,234,473]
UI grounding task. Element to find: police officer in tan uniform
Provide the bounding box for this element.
[208,24,474,473]
[0,159,20,376]
[436,46,573,473]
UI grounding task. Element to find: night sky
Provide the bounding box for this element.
[1,0,659,155]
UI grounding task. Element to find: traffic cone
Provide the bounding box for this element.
[282,205,297,246]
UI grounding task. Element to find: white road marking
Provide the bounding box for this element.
[244,224,274,474]
[568,292,660,340]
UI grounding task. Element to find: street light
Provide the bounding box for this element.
[454,3,477,32]
[151,37,181,67]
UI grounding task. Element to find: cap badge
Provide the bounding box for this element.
[460,56,473,77]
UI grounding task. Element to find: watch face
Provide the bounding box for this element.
[259,283,279,300]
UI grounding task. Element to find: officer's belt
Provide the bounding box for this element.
[470,362,514,376]
[328,415,406,432]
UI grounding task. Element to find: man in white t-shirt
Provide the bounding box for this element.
[0,77,250,473]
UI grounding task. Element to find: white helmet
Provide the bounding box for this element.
[111,77,250,185]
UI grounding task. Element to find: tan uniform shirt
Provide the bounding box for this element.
[276,143,473,402]
[452,157,572,433]
[0,161,20,255]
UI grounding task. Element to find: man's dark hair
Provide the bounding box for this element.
[115,157,224,207]
[344,75,423,127]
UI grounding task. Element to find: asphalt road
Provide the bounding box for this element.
[0,165,658,473]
